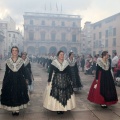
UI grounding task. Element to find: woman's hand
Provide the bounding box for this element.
[96,80,98,83]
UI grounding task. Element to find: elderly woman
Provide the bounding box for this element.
[43,50,76,114]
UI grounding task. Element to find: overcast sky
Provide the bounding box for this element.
[0,0,120,31]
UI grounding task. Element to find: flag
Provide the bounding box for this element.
[50,3,52,11]
[61,4,62,12]
[45,4,46,11]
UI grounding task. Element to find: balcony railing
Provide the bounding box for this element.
[24,24,80,30]
[24,39,81,44]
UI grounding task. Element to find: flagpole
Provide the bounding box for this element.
[61,4,62,14]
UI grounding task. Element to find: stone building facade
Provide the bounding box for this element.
[23,12,81,55]
[0,29,5,58]
[92,13,120,56]
[81,22,92,55]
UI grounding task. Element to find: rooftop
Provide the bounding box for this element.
[24,12,81,19]
[92,12,120,26]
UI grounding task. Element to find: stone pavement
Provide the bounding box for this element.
[0,62,120,120]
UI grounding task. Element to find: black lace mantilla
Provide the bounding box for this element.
[50,73,74,107]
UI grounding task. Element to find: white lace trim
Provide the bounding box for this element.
[6,57,24,72]
[67,58,76,66]
[24,57,30,66]
[50,56,56,60]
[0,103,30,111]
[97,58,109,70]
[51,59,69,71]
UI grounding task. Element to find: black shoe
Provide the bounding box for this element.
[15,111,19,116]
[60,111,64,114]
[101,105,108,108]
[12,112,16,116]
[57,111,61,114]
[12,111,19,116]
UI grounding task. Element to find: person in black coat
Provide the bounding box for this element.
[81,55,85,72]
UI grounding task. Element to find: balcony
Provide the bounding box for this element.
[24,39,81,45]
[24,24,80,30]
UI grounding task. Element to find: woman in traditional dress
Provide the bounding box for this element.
[21,52,34,93]
[43,50,76,114]
[0,46,29,115]
[88,51,118,108]
[81,55,85,72]
[67,52,83,92]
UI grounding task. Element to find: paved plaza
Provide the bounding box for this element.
[0,62,120,120]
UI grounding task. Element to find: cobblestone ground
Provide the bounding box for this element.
[0,62,120,120]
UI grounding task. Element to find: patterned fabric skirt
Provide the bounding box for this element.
[88,72,118,105]
[70,67,83,91]
[43,73,76,111]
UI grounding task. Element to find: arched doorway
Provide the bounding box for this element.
[39,46,47,54]
[49,46,57,54]
[27,46,35,55]
[60,46,67,53]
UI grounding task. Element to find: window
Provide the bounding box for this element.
[52,21,55,26]
[72,22,76,27]
[108,26,112,36]
[41,20,45,25]
[112,50,116,57]
[93,33,96,40]
[99,32,102,39]
[13,34,15,38]
[105,30,108,38]
[29,31,34,40]
[61,33,66,41]
[41,32,45,41]
[95,41,98,48]
[93,26,96,29]
[93,42,95,48]
[51,33,56,41]
[113,38,116,47]
[72,34,76,42]
[93,51,96,56]
[30,20,33,25]
[61,21,65,26]
[99,40,101,48]
[105,39,108,47]
[9,34,11,37]
[113,28,116,36]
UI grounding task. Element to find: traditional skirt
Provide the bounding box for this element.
[88,72,118,105]
[43,73,76,111]
[0,73,29,111]
[70,66,83,91]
